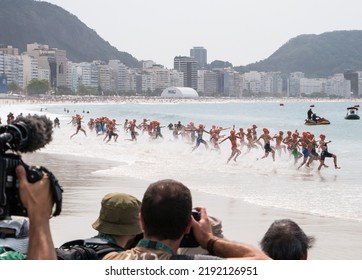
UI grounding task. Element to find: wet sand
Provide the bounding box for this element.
[23,152,362,260]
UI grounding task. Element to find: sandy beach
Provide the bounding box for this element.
[23,152,362,260]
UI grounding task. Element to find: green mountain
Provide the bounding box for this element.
[235,30,362,77]
[0,0,141,68]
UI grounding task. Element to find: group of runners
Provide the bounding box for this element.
[68,115,340,171]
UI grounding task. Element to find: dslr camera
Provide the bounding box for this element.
[0,114,63,220]
[180,209,201,247]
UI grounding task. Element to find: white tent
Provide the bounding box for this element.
[161,87,199,98]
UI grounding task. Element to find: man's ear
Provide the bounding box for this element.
[184,217,192,234]
[139,213,145,230]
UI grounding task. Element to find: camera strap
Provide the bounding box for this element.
[38,166,63,217]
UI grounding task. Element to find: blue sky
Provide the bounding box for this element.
[45,0,362,68]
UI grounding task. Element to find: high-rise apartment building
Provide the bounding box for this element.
[190,47,207,68]
[26,43,67,88]
[173,56,197,90]
[344,70,359,97]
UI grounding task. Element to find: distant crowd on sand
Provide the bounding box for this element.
[1,95,360,106]
[67,112,340,172]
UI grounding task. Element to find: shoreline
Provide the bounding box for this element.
[23,152,362,260]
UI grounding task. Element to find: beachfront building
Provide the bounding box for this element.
[161,86,199,98]
[0,45,19,56]
[261,72,283,96]
[173,56,198,90]
[169,70,184,87]
[241,71,283,97]
[288,72,304,97]
[21,54,39,88]
[108,60,129,93]
[190,46,207,69]
[300,78,326,96]
[325,74,352,98]
[0,52,23,88]
[197,70,205,95]
[223,70,242,97]
[26,43,67,88]
[243,71,262,95]
[141,72,156,94]
[143,63,170,90]
[76,62,99,89]
[66,61,78,92]
[0,74,7,94]
[288,72,352,97]
[97,62,113,92]
[203,70,219,96]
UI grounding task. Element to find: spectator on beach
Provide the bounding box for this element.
[103,179,270,260]
[260,219,315,260]
[91,193,143,249]
[0,217,29,260]
[14,165,57,260]
[56,193,143,259]
[53,117,60,128]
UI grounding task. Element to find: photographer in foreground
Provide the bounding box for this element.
[104,179,270,260]
[15,165,56,260]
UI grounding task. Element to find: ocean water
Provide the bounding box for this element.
[4,100,362,223]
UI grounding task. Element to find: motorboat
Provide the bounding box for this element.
[304,118,330,126]
[345,107,360,120]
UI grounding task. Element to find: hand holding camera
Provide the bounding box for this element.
[16,165,53,219]
[185,207,214,249]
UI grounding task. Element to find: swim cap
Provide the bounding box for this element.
[230,130,235,135]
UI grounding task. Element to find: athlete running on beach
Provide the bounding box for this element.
[273,131,286,156]
[317,134,341,171]
[126,119,139,141]
[190,124,209,151]
[290,132,302,164]
[245,128,258,152]
[104,119,119,143]
[219,130,242,163]
[70,114,87,138]
[257,128,275,161]
[236,127,247,150]
[251,124,263,148]
[297,132,312,169]
[282,130,293,156]
[306,133,320,167]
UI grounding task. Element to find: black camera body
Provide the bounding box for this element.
[180,210,201,248]
[0,115,63,220]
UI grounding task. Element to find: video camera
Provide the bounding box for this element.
[0,114,63,220]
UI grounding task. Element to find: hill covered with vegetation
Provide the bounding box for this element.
[235,30,362,77]
[0,0,141,67]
